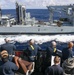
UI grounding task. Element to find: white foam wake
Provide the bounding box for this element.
[0,34,74,45]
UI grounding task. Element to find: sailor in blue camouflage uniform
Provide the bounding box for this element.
[0,37,16,61]
[0,50,18,75]
[45,56,64,75]
[46,41,58,66]
[62,41,74,62]
[26,39,41,62]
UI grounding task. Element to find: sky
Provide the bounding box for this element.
[0,0,74,9]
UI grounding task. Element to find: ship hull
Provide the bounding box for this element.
[0,26,74,35]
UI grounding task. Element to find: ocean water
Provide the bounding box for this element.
[0,34,74,51]
[2,9,67,21]
[0,9,74,51]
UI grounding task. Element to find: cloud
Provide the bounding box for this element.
[0,0,8,8]
[0,0,74,9]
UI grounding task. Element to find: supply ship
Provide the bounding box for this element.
[0,2,74,35]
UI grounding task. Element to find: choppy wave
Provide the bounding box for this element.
[0,34,74,45]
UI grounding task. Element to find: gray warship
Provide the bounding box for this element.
[0,2,74,35]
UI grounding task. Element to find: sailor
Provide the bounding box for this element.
[46,41,57,56]
[26,39,41,62]
[45,56,64,75]
[46,41,62,66]
[0,50,18,75]
[62,41,74,62]
[0,37,16,61]
[46,41,57,65]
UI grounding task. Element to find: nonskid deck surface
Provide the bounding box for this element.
[15,71,43,75]
[15,73,24,75]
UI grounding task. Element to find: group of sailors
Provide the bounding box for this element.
[0,37,74,75]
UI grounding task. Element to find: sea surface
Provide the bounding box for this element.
[0,9,74,51]
[2,9,67,21]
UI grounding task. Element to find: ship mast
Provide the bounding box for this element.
[16,2,26,25]
[47,6,53,25]
[67,4,74,26]
[21,5,26,24]
[16,2,19,24]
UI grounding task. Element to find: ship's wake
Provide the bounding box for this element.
[0,34,74,45]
